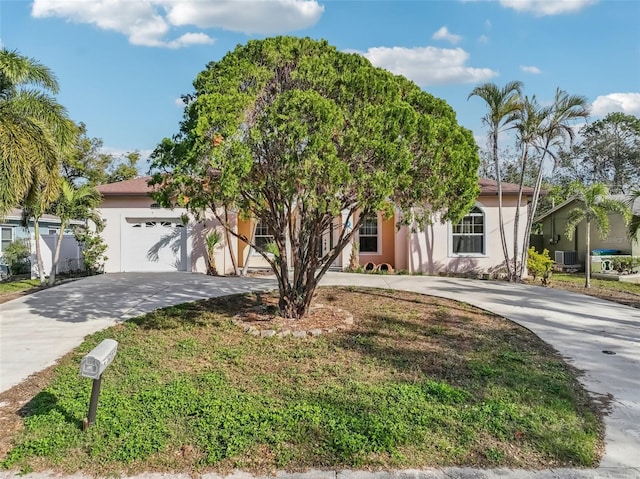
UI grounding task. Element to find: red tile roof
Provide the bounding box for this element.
[96,176,156,196]
[96,176,536,198]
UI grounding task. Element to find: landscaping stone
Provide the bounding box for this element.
[293,330,307,338]
[260,329,276,338]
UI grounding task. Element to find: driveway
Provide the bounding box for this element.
[1,272,638,473]
[0,273,277,393]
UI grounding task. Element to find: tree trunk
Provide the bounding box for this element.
[585,221,591,288]
[49,223,66,286]
[223,207,239,275]
[33,220,46,284]
[513,148,528,278]
[493,131,513,280]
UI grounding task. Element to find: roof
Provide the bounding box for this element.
[535,194,640,222]
[1,209,83,226]
[96,176,535,198]
[478,178,536,196]
[95,176,156,196]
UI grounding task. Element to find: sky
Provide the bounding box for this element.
[2,0,640,171]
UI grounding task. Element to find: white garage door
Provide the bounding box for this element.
[122,219,188,272]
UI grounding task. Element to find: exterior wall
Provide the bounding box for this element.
[358,212,396,268]
[236,218,272,269]
[540,205,633,263]
[98,196,238,274]
[407,196,529,275]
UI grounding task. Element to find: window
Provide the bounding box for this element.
[1,227,12,253]
[359,216,378,253]
[451,206,485,255]
[254,221,274,250]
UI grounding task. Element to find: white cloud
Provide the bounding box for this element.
[174,97,186,107]
[166,0,323,34]
[432,26,462,45]
[478,34,489,44]
[520,65,541,74]
[31,0,322,48]
[360,46,498,87]
[591,93,640,117]
[499,0,598,16]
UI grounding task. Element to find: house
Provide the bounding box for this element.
[96,177,535,276]
[0,208,83,277]
[534,195,640,267]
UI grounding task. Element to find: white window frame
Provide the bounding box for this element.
[252,220,274,255]
[449,205,487,257]
[1,226,14,254]
[358,214,381,255]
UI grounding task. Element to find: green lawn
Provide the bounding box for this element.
[0,279,40,294]
[552,272,640,293]
[1,287,602,475]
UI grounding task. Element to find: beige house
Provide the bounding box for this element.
[535,195,640,267]
[96,177,535,276]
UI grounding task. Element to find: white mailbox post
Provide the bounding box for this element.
[80,339,118,429]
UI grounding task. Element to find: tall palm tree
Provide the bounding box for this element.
[512,95,546,278]
[564,183,631,288]
[0,48,74,218]
[49,180,102,285]
[468,81,523,281]
[521,89,590,275]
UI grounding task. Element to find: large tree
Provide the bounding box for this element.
[0,48,74,217]
[564,183,630,288]
[151,36,479,319]
[570,112,640,194]
[62,122,141,186]
[468,81,523,281]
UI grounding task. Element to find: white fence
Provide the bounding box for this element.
[30,234,83,279]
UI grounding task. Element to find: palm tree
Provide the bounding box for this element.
[49,180,102,285]
[564,183,631,288]
[468,81,523,281]
[0,48,74,218]
[520,89,590,275]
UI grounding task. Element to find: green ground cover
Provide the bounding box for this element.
[1,287,602,475]
[0,279,40,294]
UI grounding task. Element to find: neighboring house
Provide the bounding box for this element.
[0,208,83,277]
[96,177,535,276]
[535,195,640,266]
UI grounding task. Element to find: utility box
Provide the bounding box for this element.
[80,339,118,380]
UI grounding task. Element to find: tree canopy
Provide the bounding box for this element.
[0,48,74,218]
[567,112,640,194]
[151,36,479,318]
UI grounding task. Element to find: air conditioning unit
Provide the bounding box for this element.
[555,250,577,265]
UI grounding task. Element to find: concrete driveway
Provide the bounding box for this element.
[0,273,277,393]
[1,271,638,474]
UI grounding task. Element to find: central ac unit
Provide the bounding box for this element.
[555,250,577,265]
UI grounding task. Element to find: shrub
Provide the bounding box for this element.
[611,256,640,274]
[1,239,31,275]
[527,247,554,286]
[73,227,108,275]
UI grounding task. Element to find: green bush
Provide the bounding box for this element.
[611,256,640,274]
[73,227,108,275]
[1,239,31,275]
[527,247,554,286]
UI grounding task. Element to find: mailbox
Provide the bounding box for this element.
[80,339,118,379]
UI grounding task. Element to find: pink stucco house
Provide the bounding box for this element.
[96,177,534,276]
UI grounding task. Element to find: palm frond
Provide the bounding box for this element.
[564,208,585,240]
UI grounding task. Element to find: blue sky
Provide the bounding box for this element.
[2,0,639,170]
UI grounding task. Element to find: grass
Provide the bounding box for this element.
[552,272,640,293]
[0,279,40,294]
[0,287,602,475]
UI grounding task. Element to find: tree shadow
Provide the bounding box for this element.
[18,391,83,430]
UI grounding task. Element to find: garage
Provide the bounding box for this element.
[121,219,188,272]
